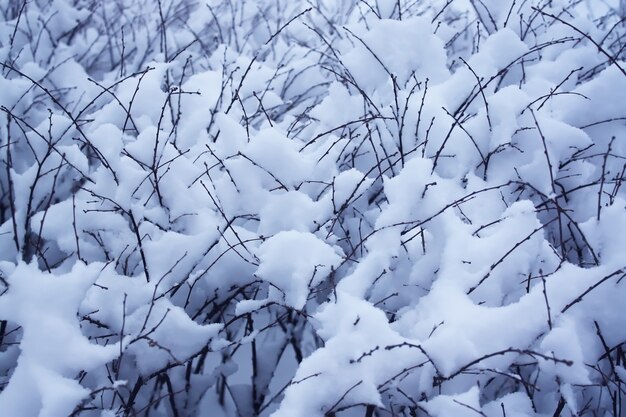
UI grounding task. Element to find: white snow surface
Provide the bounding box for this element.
[0,0,625,416]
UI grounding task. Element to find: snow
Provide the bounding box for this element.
[1,0,625,416]
[257,191,321,235]
[0,262,118,416]
[341,17,449,90]
[255,231,342,309]
[422,385,482,417]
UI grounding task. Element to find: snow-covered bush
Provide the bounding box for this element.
[1,0,625,416]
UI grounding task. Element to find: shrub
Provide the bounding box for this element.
[1,0,625,416]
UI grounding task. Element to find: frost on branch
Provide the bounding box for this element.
[1,0,626,416]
